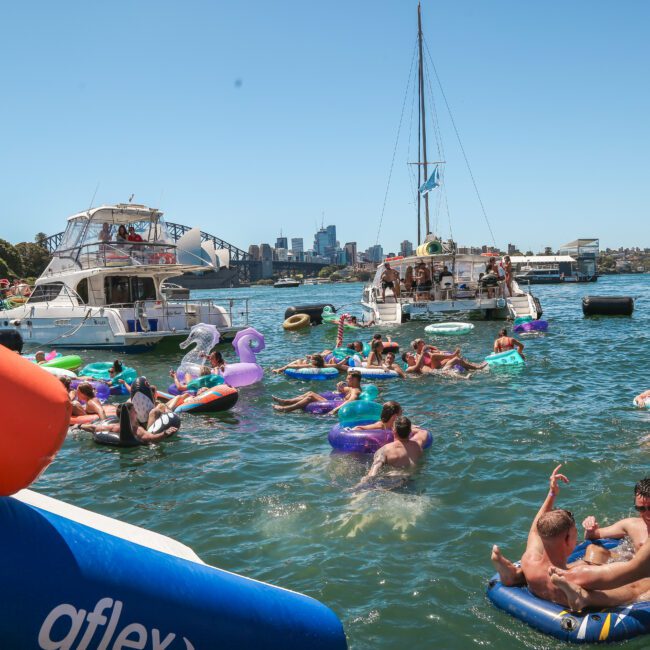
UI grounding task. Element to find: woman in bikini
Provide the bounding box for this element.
[494,328,525,359]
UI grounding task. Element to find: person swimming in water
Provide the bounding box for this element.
[382,351,406,378]
[272,370,362,414]
[353,400,403,431]
[354,416,429,488]
[272,353,349,374]
[71,382,106,419]
[493,328,525,359]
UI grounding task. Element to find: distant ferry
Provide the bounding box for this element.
[273,277,301,288]
[514,267,563,284]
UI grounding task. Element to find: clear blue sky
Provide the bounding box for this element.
[1,1,647,253]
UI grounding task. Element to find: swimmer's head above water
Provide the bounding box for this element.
[393,416,412,440]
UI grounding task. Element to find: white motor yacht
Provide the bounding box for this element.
[273,277,301,288]
[0,203,249,351]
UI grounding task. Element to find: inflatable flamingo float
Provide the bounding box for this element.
[222,327,266,388]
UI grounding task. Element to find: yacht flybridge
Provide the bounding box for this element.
[0,203,248,351]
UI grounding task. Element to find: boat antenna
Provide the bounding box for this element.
[87,181,100,211]
[417,2,430,238]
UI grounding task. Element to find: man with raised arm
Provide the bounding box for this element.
[490,465,582,607]
[548,479,650,611]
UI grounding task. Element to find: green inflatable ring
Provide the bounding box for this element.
[42,355,83,371]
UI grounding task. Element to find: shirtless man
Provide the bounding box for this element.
[490,465,580,607]
[547,478,650,611]
[582,478,650,552]
[272,370,362,414]
[382,351,406,378]
[355,416,429,487]
[380,262,400,302]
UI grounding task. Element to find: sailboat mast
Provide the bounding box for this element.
[417,2,430,236]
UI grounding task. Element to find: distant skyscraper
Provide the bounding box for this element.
[248,244,260,260]
[291,238,304,254]
[326,225,337,249]
[259,243,273,261]
[366,244,384,263]
[344,242,357,266]
[275,247,289,261]
[507,243,516,255]
[276,235,288,250]
[314,228,329,257]
[399,240,414,257]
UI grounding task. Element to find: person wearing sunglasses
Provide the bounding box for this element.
[548,480,650,611]
[582,478,650,553]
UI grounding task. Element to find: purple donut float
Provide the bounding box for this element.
[304,392,344,414]
[513,319,549,333]
[328,423,433,453]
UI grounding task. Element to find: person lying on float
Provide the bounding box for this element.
[272,371,362,414]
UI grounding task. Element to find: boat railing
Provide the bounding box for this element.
[371,281,507,305]
[103,297,250,332]
[54,242,210,270]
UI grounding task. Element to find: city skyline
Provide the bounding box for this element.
[1,2,648,252]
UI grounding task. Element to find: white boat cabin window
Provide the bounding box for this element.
[104,276,156,305]
[28,282,65,302]
[58,221,85,251]
[76,278,89,304]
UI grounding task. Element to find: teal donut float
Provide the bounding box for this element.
[484,350,525,367]
[80,362,138,386]
[487,539,650,643]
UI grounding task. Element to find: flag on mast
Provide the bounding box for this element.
[419,165,440,196]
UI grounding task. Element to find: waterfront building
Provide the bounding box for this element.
[259,243,273,262]
[559,238,599,280]
[366,244,384,263]
[344,242,357,266]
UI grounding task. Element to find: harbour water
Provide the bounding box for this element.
[35,275,650,649]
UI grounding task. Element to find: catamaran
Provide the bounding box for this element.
[0,203,248,351]
[361,3,541,325]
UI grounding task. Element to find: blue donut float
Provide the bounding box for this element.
[328,424,432,453]
[284,367,340,381]
[347,367,400,379]
[487,539,650,643]
[0,489,346,649]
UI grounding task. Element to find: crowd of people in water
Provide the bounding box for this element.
[23,308,650,620]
